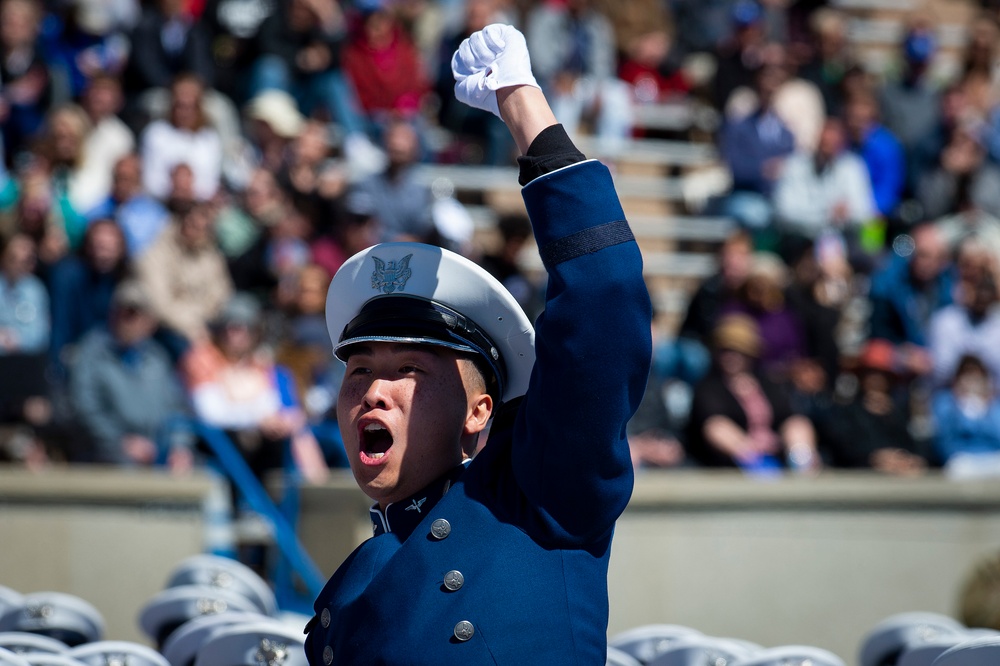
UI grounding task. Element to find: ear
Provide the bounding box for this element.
[463,392,493,436]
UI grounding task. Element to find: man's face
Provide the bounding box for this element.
[337,342,485,507]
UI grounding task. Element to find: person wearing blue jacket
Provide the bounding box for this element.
[305,24,652,665]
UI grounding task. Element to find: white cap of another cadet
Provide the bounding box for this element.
[0,647,30,666]
[138,585,262,649]
[163,555,278,617]
[325,242,535,404]
[0,593,104,648]
[20,655,86,666]
[0,590,22,620]
[69,641,169,666]
[859,612,967,666]
[608,624,705,664]
[931,634,1000,665]
[648,635,762,665]
[161,611,270,666]
[0,632,68,655]
[193,620,307,666]
[606,646,642,666]
[731,645,846,666]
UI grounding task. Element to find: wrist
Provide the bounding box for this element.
[496,85,558,155]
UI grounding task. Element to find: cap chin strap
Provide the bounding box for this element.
[337,296,507,401]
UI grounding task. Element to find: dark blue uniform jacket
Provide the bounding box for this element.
[305,158,652,664]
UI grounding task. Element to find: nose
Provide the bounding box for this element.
[362,378,391,410]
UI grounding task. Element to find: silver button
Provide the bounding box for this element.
[321,608,331,628]
[430,518,451,539]
[453,620,475,642]
[443,570,465,591]
[323,645,334,664]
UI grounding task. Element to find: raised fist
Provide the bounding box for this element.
[451,24,539,119]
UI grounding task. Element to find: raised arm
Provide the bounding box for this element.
[453,26,652,543]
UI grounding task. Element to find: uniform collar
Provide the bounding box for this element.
[369,462,469,539]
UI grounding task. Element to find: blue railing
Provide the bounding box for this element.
[160,417,326,613]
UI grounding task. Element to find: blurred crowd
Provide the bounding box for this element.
[0,0,999,482]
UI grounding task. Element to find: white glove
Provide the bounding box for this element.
[451,24,539,119]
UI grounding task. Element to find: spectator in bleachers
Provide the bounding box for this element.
[33,104,95,250]
[213,167,279,262]
[69,279,192,470]
[124,0,214,95]
[243,89,303,175]
[342,0,429,127]
[135,201,233,348]
[181,292,328,484]
[200,0,276,101]
[797,8,854,117]
[273,263,348,468]
[844,90,906,223]
[686,313,819,471]
[46,218,127,377]
[6,163,68,271]
[606,0,690,107]
[929,265,1000,386]
[932,353,1000,465]
[85,153,169,258]
[433,0,514,165]
[478,212,543,321]
[279,119,347,211]
[229,197,312,302]
[0,231,53,462]
[310,187,380,278]
[786,236,852,392]
[911,83,971,203]
[868,222,951,377]
[0,0,51,162]
[679,228,753,353]
[77,76,135,209]
[817,338,929,474]
[723,251,807,384]
[772,116,877,245]
[353,118,433,242]
[0,231,47,355]
[526,0,632,144]
[140,74,223,202]
[711,0,768,112]
[878,20,941,196]
[714,55,795,231]
[251,0,384,172]
[917,123,1000,222]
[956,14,1000,127]
[43,0,129,102]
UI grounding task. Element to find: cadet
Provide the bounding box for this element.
[305,24,651,664]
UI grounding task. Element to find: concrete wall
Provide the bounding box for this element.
[0,468,219,643]
[3,468,999,663]
[300,471,1000,664]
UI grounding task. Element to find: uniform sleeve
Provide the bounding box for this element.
[511,159,652,544]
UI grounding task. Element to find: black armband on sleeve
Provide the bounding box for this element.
[516,124,586,186]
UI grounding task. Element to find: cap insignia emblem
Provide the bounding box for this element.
[255,638,289,665]
[371,255,413,294]
[103,654,128,666]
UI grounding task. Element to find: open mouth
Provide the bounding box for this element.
[359,422,394,465]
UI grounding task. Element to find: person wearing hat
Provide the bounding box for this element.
[68,280,193,470]
[304,24,651,664]
[814,338,929,474]
[181,292,328,484]
[685,313,819,471]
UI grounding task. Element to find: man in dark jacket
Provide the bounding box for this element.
[305,24,651,664]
